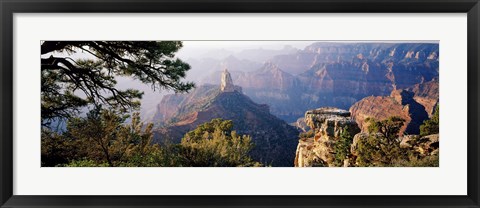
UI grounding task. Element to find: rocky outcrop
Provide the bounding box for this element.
[221,68,242,92]
[220,68,234,92]
[296,110,439,167]
[349,89,429,135]
[294,107,360,167]
[201,62,303,122]
[291,117,310,132]
[153,69,245,126]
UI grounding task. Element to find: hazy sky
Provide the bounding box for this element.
[175,41,313,59]
[179,40,438,49]
[181,41,312,50]
[42,40,438,60]
[175,40,439,59]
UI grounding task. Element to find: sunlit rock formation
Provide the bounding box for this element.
[294,107,360,167]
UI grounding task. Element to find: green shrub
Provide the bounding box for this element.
[366,116,406,138]
[179,118,262,167]
[391,154,439,167]
[42,107,156,167]
[60,159,109,167]
[420,105,439,136]
[356,117,406,167]
[41,129,83,167]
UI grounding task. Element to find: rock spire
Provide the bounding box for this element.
[221,68,235,92]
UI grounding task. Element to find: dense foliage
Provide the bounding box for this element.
[42,107,157,167]
[420,105,439,136]
[179,119,262,167]
[366,116,406,139]
[355,117,406,166]
[353,116,438,167]
[41,111,261,167]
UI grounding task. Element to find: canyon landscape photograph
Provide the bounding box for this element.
[41,41,439,167]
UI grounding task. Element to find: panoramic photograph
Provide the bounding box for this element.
[41,41,439,167]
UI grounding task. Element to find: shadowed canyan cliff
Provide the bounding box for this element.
[349,87,432,135]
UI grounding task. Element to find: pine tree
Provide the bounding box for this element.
[356,117,406,166]
[63,107,154,166]
[41,41,194,126]
[333,127,352,166]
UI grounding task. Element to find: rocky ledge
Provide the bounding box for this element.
[295,107,360,167]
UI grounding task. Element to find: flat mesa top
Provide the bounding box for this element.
[305,107,351,117]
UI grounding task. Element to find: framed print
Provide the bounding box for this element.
[1,0,479,207]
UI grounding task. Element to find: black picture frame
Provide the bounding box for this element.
[1,0,479,207]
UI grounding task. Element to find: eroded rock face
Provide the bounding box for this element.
[294,107,360,167]
[152,94,184,124]
[292,117,310,132]
[349,88,429,135]
[152,84,221,125]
